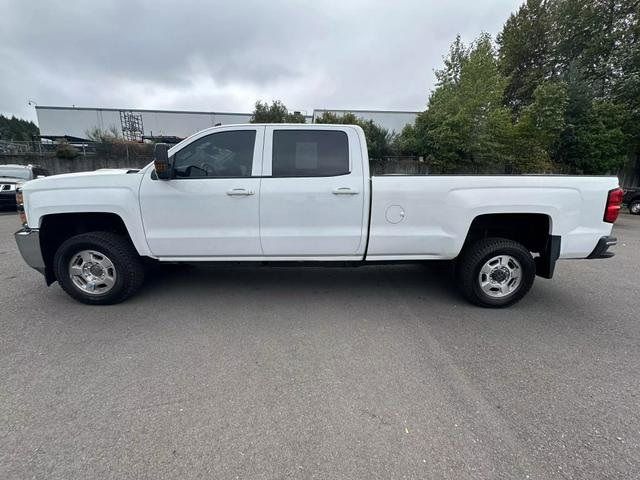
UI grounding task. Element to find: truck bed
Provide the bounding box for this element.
[366,175,618,260]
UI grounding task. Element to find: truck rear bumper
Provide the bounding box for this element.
[587,236,617,259]
[14,228,45,275]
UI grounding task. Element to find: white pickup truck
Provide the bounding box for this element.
[14,124,622,307]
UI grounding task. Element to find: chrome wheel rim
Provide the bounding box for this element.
[631,203,640,214]
[68,250,117,295]
[478,255,521,298]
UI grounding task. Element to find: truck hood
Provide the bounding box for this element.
[22,168,142,191]
[0,176,25,184]
[47,168,138,179]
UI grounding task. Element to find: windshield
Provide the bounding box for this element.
[0,167,30,180]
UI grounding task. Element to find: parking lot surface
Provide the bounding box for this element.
[1,211,639,479]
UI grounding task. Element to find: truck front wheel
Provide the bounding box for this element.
[456,237,535,308]
[53,231,145,305]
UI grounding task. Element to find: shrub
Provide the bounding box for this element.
[55,141,79,159]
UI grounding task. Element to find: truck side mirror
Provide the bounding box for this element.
[154,143,174,180]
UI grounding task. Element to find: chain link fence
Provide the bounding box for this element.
[0,140,152,174]
[0,140,151,159]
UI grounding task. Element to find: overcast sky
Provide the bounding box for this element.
[0,0,521,123]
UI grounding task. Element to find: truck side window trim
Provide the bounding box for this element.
[150,169,352,180]
[266,172,351,179]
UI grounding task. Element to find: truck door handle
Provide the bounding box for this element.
[226,188,254,196]
[332,187,359,195]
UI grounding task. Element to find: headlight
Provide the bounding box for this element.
[15,186,27,226]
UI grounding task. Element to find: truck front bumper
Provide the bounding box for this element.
[14,228,45,275]
[587,236,617,259]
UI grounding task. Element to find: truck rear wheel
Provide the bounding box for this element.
[53,231,145,305]
[456,237,535,308]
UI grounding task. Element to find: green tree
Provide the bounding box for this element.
[519,81,568,148]
[437,35,468,86]
[314,111,395,159]
[403,0,639,175]
[249,100,307,123]
[313,111,357,125]
[610,1,640,158]
[55,141,79,159]
[550,0,636,100]
[0,114,39,141]
[557,81,629,173]
[286,111,307,123]
[497,0,553,112]
[415,34,519,173]
[512,80,568,171]
[391,123,420,156]
[547,0,638,173]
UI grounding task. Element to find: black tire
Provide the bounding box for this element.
[456,237,535,308]
[53,231,145,305]
[629,200,640,215]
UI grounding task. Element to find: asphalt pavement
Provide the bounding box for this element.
[1,211,639,479]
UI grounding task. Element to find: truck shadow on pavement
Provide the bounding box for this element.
[138,261,460,305]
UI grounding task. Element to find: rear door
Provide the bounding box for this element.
[139,126,264,257]
[259,126,367,258]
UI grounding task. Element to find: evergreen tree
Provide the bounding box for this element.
[415,34,519,172]
[404,0,639,174]
[0,114,39,141]
[497,0,553,112]
[249,100,307,123]
[314,111,395,159]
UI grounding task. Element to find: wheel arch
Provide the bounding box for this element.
[39,212,139,285]
[461,213,560,279]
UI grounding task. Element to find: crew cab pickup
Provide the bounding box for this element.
[14,124,622,307]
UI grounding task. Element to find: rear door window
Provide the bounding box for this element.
[272,130,349,177]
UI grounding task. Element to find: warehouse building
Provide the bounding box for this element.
[35,105,419,143]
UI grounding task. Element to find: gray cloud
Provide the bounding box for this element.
[0,0,521,122]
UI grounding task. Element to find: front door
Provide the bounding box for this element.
[259,126,367,258]
[139,126,264,257]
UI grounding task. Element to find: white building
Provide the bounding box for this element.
[35,106,259,142]
[35,105,419,142]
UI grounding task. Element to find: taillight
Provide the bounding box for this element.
[604,187,623,223]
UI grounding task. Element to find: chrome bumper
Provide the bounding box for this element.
[14,228,45,275]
